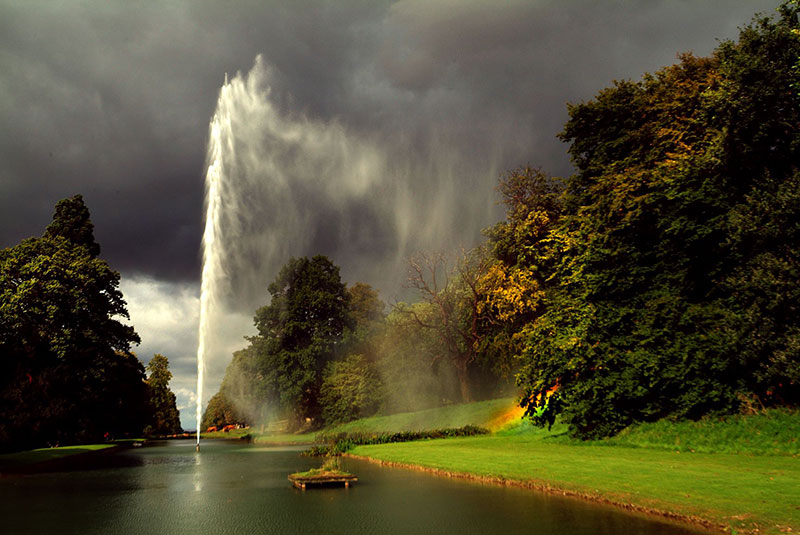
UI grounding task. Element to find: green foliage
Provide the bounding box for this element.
[514,4,800,439]
[308,425,489,456]
[145,354,182,436]
[210,256,353,430]
[253,255,352,427]
[201,391,242,430]
[374,305,462,412]
[44,194,101,258]
[0,195,145,451]
[319,355,382,425]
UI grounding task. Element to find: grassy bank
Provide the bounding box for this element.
[250,398,514,445]
[346,402,799,535]
[325,398,514,434]
[0,444,116,474]
[598,410,799,456]
[252,432,316,444]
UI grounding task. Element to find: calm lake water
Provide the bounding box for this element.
[0,439,704,534]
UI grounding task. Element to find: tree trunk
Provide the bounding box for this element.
[455,360,472,403]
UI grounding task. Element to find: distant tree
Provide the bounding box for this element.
[348,282,385,328]
[252,255,353,428]
[145,354,182,436]
[343,282,385,362]
[0,195,144,450]
[320,354,382,425]
[375,306,460,413]
[401,249,493,403]
[218,340,279,427]
[201,392,242,430]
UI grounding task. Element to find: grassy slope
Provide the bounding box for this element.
[252,398,514,444]
[327,398,513,434]
[0,444,115,472]
[348,402,800,535]
[253,432,317,444]
[600,410,799,455]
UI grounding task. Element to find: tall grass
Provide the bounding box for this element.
[598,409,799,455]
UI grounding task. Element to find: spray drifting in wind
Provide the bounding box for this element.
[195,56,502,434]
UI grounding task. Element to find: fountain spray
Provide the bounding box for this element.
[196,74,230,452]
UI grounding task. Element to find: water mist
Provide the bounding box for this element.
[194,56,501,436]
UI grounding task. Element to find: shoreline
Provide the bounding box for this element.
[345,453,728,535]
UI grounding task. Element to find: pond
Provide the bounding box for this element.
[0,440,706,534]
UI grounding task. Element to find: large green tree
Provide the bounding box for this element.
[0,195,145,450]
[252,255,353,428]
[319,354,382,425]
[516,4,800,438]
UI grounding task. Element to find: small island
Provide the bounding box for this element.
[289,469,357,490]
[289,458,357,490]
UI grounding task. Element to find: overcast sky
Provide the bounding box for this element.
[0,0,780,429]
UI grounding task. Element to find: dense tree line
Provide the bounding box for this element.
[0,196,182,451]
[505,4,800,438]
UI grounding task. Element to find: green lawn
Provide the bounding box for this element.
[252,432,317,444]
[251,398,515,445]
[200,428,253,440]
[0,444,115,471]
[350,410,800,535]
[598,410,800,455]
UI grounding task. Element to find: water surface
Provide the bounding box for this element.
[0,440,706,534]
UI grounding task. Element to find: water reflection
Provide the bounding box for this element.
[0,440,708,535]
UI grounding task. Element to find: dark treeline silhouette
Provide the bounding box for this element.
[0,196,181,452]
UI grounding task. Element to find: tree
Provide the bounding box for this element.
[320,354,382,425]
[201,392,242,430]
[145,354,182,436]
[348,282,385,328]
[401,249,493,402]
[218,340,279,427]
[343,282,385,362]
[44,194,101,257]
[0,195,144,450]
[375,306,461,413]
[252,255,353,428]
[480,166,563,376]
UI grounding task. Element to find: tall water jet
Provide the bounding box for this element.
[196,74,231,451]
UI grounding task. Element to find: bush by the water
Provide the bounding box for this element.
[307,425,489,456]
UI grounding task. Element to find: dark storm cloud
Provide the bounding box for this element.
[0,0,779,282]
